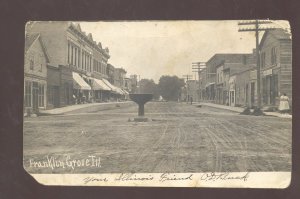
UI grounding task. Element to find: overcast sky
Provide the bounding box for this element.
[80,21,290,83]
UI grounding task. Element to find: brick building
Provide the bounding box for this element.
[25,21,125,104]
[205,53,256,104]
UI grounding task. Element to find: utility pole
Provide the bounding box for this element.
[192,62,206,102]
[238,20,276,112]
[182,74,193,103]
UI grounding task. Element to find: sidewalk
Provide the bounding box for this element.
[195,102,292,119]
[39,101,132,115]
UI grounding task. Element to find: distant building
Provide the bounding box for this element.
[24,33,49,114]
[198,68,207,100]
[205,52,256,104]
[130,74,138,94]
[124,77,132,92]
[259,29,292,108]
[186,80,199,102]
[114,68,127,88]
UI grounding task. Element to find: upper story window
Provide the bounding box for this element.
[68,41,80,68]
[30,57,34,70]
[39,55,43,72]
[243,55,247,65]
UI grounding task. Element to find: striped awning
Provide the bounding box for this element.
[122,89,129,95]
[102,79,118,93]
[72,72,91,90]
[92,78,111,91]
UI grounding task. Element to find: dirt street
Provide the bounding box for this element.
[23,101,292,173]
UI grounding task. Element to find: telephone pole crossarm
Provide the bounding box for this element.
[237,19,276,112]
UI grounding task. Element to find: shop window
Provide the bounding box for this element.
[24,81,32,107]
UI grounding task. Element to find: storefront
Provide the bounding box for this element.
[24,77,47,114]
[229,76,236,107]
[72,72,91,104]
[102,78,124,101]
[205,82,215,101]
[262,68,279,107]
[92,78,111,102]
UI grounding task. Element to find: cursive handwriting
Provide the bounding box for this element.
[159,173,193,182]
[115,173,154,181]
[83,176,108,184]
[201,172,250,182]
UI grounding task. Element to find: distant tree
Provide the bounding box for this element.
[139,79,159,100]
[158,75,185,101]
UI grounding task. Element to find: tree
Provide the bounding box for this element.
[157,75,185,101]
[139,79,160,100]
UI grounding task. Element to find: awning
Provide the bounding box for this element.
[72,72,91,90]
[122,89,129,95]
[205,82,215,88]
[102,79,118,93]
[92,78,111,91]
[116,87,125,95]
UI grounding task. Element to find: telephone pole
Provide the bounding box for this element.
[182,74,193,103]
[192,62,206,102]
[238,20,276,112]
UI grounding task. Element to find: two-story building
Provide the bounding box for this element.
[24,33,49,115]
[259,29,292,108]
[206,53,255,104]
[26,21,112,104]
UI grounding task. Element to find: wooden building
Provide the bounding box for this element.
[24,33,49,114]
[259,29,292,108]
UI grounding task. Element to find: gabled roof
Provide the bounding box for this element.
[259,28,291,48]
[25,33,39,52]
[25,33,50,63]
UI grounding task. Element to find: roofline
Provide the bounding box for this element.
[26,34,50,63]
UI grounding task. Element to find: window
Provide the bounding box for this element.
[39,55,43,72]
[75,48,77,66]
[38,84,44,107]
[82,51,84,69]
[78,49,80,68]
[30,58,34,70]
[68,43,70,64]
[243,55,247,65]
[271,47,277,65]
[24,81,32,107]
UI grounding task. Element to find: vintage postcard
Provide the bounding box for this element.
[23,20,292,188]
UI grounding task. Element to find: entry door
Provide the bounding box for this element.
[32,82,39,112]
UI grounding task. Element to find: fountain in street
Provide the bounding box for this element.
[129,93,153,122]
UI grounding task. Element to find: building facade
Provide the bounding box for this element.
[205,53,256,104]
[26,22,128,105]
[259,29,292,108]
[24,34,49,114]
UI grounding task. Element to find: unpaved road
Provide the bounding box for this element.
[23,101,292,173]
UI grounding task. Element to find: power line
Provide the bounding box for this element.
[238,19,276,111]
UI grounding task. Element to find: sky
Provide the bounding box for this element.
[80,20,290,83]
